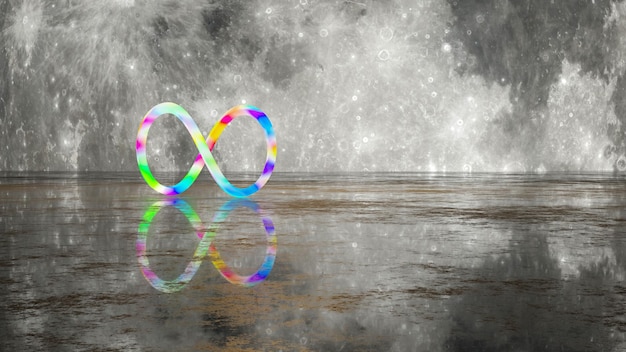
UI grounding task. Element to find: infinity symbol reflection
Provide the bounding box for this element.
[136,198,276,292]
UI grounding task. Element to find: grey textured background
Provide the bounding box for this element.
[2,0,626,173]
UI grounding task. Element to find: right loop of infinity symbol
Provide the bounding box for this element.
[136,103,277,198]
[136,198,277,293]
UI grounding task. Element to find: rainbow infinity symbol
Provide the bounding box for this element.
[136,102,277,198]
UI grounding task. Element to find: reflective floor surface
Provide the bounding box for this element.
[2,172,626,351]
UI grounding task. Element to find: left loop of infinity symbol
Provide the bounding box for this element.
[136,198,277,293]
[136,102,277,198]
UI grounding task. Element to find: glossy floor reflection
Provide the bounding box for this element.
[2,172,626,351]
